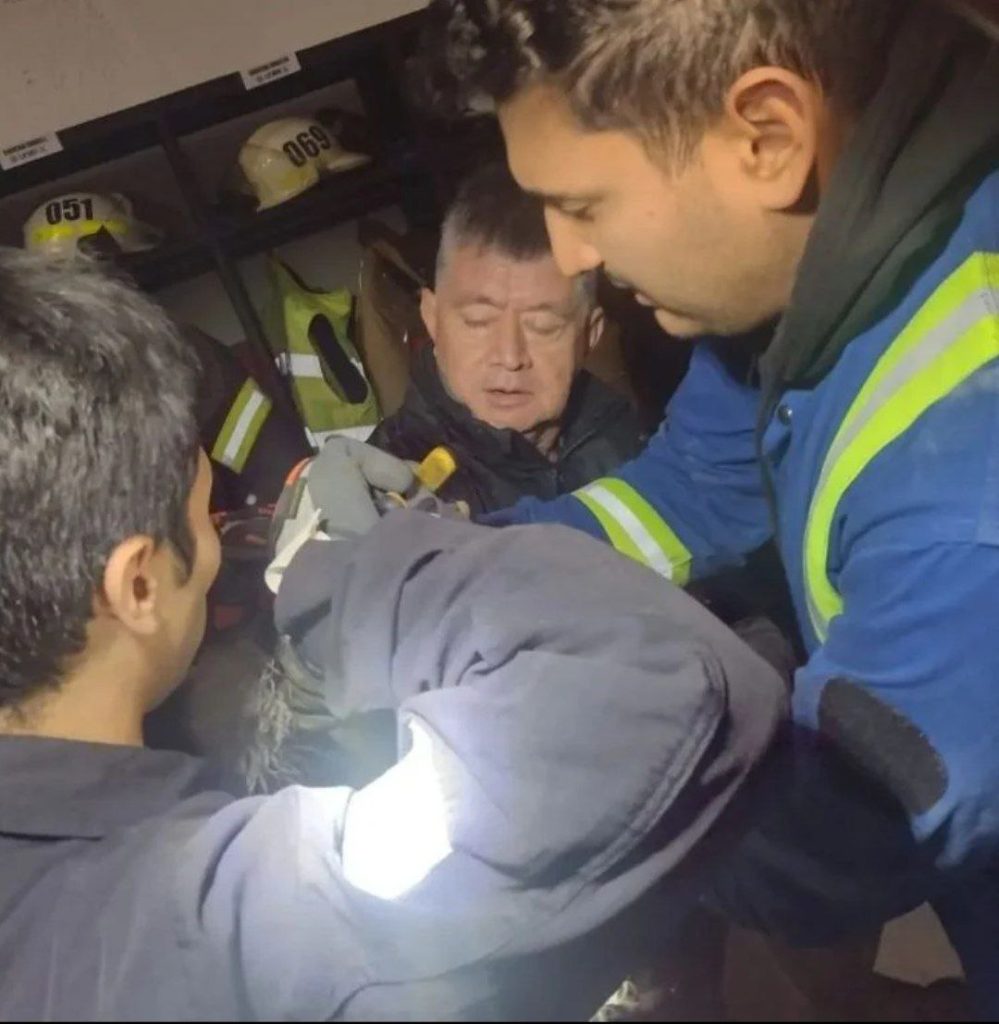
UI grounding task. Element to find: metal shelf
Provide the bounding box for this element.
[119,237,213,292]
[0,13,423,199]
[0,11,432,435]
[218,160,413,257]
[0,8,505,440]
[117,158,414,291]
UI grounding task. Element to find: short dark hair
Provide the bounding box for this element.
[0,249,199,709]
[439,161,552,269]
[437,162,597,300]
[421,0,903,163]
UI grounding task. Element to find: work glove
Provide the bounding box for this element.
[265,437,414,593]
[307,436,415,538]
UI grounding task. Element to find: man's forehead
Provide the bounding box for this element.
[498,81,647,198]
[440,244,577,308]
[499,84,595,186]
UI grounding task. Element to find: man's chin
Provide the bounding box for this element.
[481,412,535,433]
[653,308,709,338]
[652,306,780,342]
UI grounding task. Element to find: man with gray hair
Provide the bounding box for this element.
[369,162,643,515]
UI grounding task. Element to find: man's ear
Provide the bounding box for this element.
[420,288,438,344]
[720,67,821,213]
[98,536,161,637]
[585,306,606,355]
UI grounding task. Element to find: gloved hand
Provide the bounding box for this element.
[266,437,414,594]
[307,436,415,538]
[401,490,471,521]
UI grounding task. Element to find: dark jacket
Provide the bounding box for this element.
[369,347,644,514]
[0,516,785,1021]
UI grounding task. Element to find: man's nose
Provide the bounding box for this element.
[545,209,602,277]
[491,320,530,370]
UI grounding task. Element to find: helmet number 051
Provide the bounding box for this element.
[45,197,95,225]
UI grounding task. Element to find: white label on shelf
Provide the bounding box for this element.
[0,131,63,171]
[239,53,301,91]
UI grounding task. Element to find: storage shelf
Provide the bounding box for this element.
[0,12,422,199]
[0,8,497,432]
[116,157,415,290]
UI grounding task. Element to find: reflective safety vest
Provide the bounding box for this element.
[266,256,380,438]
[803,250,999,641]
[210,377,273,473]
[567,251,999,619]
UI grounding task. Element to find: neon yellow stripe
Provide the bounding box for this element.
[576,489,648,566]
[230,389,272,472]
[836,254,999,442]
[211,379,272,473]
[806,314,999,638]
[805,252,999,639]
[30,219,127,245]
[598,478,693,586]
[576,477,693,584]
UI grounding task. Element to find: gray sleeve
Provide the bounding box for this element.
[259,514,787,1017]
[15,515,784,1022]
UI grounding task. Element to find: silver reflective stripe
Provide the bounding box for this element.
[222,388,267,466]
[289,353,324,378]
[814,290,992,498]
[803,279,998,638]
[580,482,675,578]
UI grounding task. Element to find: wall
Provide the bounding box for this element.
[0,0,425,149]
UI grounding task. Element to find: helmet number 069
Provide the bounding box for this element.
[282,126,333,168]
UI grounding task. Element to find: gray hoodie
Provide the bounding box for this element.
[0,515,785,1020]
[270,513,787,1018]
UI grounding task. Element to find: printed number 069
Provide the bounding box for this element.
[282,126,332,167]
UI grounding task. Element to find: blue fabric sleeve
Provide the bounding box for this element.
[482,343,773,581]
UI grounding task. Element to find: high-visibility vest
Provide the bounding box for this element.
[266,256,380,437]
[210,377,273,474]
[804,250,999,641]
[567,250,999,612]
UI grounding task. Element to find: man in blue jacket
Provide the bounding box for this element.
[403,0,999,1012]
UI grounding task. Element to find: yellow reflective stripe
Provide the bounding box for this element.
[576,477,693,584]
[30,219,127,245]
[805,253,999,640]
[599,479,693,585]
[211,378,272,473]
[838,254,998,440]
[576,488,649,567]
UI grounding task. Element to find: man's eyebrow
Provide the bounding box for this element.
[455,295,504,309]
[531,190,605,208]
[522,302,569,315]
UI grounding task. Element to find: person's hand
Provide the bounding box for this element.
[265,438,415,594]
[404,490,471,521]
[307,437,414,538]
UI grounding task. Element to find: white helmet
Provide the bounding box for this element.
[23,192,161,259]
[237,117,370,210]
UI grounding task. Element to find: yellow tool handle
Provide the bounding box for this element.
[379,446,459,511]
[414,445,458,493]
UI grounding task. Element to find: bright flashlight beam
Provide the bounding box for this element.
[341,718,453,900]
